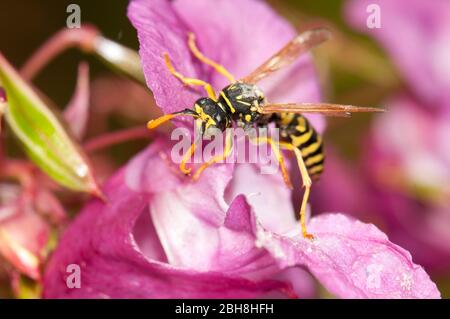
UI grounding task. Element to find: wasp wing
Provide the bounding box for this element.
[260,103,385,117]
[241,28,332,84]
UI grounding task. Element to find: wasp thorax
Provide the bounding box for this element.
[220,82,266,126]
[194,97,231,136]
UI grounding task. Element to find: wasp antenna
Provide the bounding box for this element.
[147,109,198,130]
[347,106,386,113]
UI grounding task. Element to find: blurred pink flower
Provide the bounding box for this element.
[0,183,48,281]
[0,163,66,282]
[309,147,374,222]
[346,0,450,273]
[345,0,450,110]
[363,97,450,272]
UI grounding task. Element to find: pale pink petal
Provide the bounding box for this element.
[43,169,293,298]
[0,211,49,281]
[64,62,90,139]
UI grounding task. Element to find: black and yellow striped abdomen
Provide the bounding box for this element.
[276,113,324,179]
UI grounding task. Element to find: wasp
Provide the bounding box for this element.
[148,28,383,239]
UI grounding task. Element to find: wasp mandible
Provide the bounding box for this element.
[148,28,383,239]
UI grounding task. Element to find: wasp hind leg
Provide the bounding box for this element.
[164,53,217,100]
[187,32,236,83]
[250,137,293,189]
[280,142,314,240]
[192,130,234,181]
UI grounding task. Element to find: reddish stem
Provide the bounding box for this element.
[83,126,153,153]
[20,25,99,81]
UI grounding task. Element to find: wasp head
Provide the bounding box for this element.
[193,97,231,137]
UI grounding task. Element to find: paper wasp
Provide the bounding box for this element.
[148,28,383,239]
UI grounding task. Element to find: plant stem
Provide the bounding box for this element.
[83,126,152,153]
[20,25,99,81]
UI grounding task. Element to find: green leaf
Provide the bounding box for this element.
[0,52,100,195]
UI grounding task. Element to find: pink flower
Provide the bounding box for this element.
[310,147,373,221]
[0,162,66,282]
[345,0,450,110]
[363,97,450,272]
[43,0,440,298]
[346,0,450,272]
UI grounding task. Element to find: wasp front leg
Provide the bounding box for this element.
[163,53,217,101]
[179,142,197,175]
[192,129,234,181]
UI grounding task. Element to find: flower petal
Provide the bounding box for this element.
[128,0,203,116]
[64,63,90,140]
[222,190,440,298]
[43,169,292,298]
[173,0,324,131]
[255,213,440,298]
[0,208,49,281]
[129,0,324,131]
[126,141,273,274]
[225,164,297,234]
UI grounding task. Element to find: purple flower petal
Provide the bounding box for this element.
[223,161,440,298]
[345,0,450,109]
[124,142,277,277]
[128,0,324,131]
[222,188,440,298]
[128,0,202,116]
[45,139,439,298]
[43,168,293,298]
[260,213,441,298]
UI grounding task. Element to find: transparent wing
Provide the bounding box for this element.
[260,103,385,117]
[241,28,332,84]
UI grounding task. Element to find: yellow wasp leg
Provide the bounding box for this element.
[192,130,234,181]
[250,137,293,189]
[164,53,217,100]
[180,142,197,175]
[280,142,314,240]
[188,32,236,83]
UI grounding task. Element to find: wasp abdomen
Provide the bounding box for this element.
[277,113,324,179]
